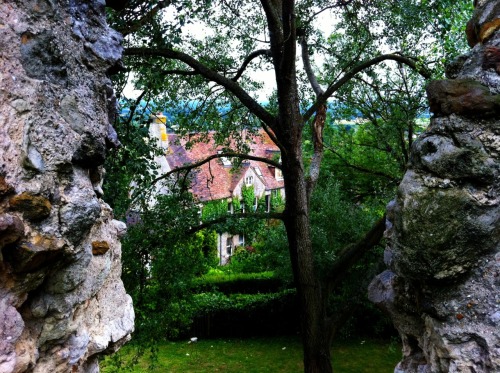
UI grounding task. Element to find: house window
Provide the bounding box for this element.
[245,175,254,186]
[239,234,244,246]
[265,194,270,213]
[253,197,258,211]
[275,168,283,180]
[226,237,233,255]
[218,150,232,167]
[227,201,233,214]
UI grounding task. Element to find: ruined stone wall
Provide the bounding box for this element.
[369,1,500,372]
[0,1,133,372]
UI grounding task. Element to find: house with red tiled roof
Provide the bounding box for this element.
[149,114,285,264]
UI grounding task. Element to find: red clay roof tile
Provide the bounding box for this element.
[166,130,284,202]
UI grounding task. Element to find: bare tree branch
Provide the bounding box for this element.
[160,69,200,76]
[125,89,148,126]
[324,144,399,182]
[306,5,343,25]
[303,53,432,122]
[261,120,286,154]
[300,37,324,96]
[301,36,325,198]
[232,49,272,81]
[115,0,172,36]
[124,47,277,129]
[260,0,283,45]
[325,215,386,291]
[151,151,283,186]
[187,211,285,234]
[280,0,297,79]
[306,104,326,198]
[303,0,358,26]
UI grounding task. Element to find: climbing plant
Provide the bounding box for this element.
[241,184,256,212]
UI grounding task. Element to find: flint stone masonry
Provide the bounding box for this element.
[369,1,500,372]
[0,1,133,372]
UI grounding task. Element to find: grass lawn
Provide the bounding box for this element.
[101,337,401,372]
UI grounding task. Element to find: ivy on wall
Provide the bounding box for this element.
[201,200,227,222]
[199,184,283,247]
[241,184,255,211]
[270,190,284,212]
[232,196,241,212]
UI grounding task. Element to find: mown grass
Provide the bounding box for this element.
[101,337,401,373]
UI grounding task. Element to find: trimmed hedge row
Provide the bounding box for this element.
[185,289,300,338]
[191,275,286,294]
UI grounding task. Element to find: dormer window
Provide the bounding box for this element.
[245,175,254,186]
[218,150,232,167]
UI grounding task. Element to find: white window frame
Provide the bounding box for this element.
[218,150,232,167]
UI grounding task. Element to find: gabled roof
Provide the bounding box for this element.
[166,130,284,202]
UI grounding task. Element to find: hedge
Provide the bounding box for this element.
[185,289,300,338]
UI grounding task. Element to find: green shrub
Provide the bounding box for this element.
[228,245,268,273]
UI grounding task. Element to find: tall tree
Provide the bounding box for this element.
[107,1,471,371]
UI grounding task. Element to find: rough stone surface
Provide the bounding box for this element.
[467,0,500,47]
[369,1,500,372]
[0,1,133,372]
[426,78,500,117]
[0,176,14,197]
[0,214,25,248]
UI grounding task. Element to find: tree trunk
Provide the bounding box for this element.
[280,127,333,373]
[264,2,333,370]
